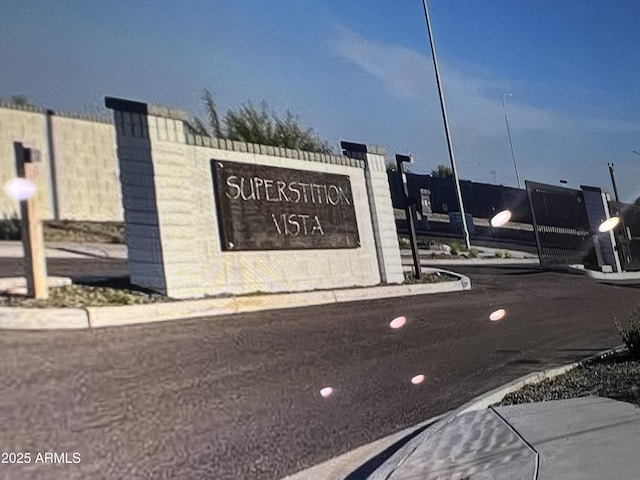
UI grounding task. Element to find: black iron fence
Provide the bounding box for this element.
[608,201,640,271]
[526,181,597,267]
[386,171,532,223]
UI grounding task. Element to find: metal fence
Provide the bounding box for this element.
[608,201,640,271]
[386,171,533,223]
[526,181,597,267]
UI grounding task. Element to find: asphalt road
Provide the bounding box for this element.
[0,258,638,479]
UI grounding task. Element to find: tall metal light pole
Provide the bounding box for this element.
[502,92,522,188]
[421,0,471,249]
[608,162,620,202]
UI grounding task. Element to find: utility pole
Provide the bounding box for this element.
[502,92,522,188]
[421,0,471,249]
[608,162,620,202]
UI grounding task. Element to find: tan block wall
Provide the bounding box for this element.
[364,151,404,284]
[112,111,166,292]
[51,116,122,221]
[0,107,52,219]
[114,110,382,299]
[0,105,123,222]
[180,146,379,298]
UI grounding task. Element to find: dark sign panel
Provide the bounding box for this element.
[211,160,360,250]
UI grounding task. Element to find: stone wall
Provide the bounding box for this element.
[107,97,404,299]
[0,103,122,222]
[50,114,121,222]
[0,104,53,219]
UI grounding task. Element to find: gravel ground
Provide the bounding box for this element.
[402,271,459,284]
[499,351,640,406]
[0,219,125,243]
[0,284,166,308]
[0,273,457,308]
[44,221,124,243]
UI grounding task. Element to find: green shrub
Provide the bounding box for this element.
[398,236,410,248]
[469,248,479,258]
[0,214,21,240]
[615,306,640,358]
[450,240,470,253]
[503,250,512,259]
[495,251,503,258]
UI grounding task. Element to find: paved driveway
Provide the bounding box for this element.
[0,261,636,479]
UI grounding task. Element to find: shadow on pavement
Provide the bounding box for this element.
[54,247,111,260]
[557,348,611,353]
[343,418,443,480]
[602,283,640,289]
[73,275,161,295]
[507,358,543,365]
[501,268,545,276]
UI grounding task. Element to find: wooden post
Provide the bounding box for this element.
[14,142,48,299]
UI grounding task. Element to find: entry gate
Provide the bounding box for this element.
[526,181,597,267]
[608,201,640,271]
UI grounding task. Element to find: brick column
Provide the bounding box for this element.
[106,97,168,294]
[342,142,403,284]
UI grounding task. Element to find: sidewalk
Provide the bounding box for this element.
[400,246,539,266]
[409,257,540,266]
[0,241,127,259]
[1,241,538,265]
[369,396,640,479]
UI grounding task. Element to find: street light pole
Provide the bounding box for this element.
[608,162,620,202]
[421,0,471,249]
[397,154,422,280]
[502,92,522,188]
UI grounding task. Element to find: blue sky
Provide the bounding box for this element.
[2,1,640,200]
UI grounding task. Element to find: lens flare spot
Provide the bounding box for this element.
[491,209,512,228]
[320,387,333,398]
[390,316,407,329]
[598,216,620,233]
[411,374,425,385]
[4,178,36,201]
[490,309,506,321]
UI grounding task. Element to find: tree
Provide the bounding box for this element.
[3,94,32,106]
[634,197,640,207]
[199,90,331,153]
[431,164,454,178]
[202,89,222,137]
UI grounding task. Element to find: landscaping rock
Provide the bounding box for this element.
[0,284,166,308]
[499,352,640,407]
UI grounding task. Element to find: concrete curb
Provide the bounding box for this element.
[0,274,471,330]
[568,265,640,284]
[353,344,627,479]
[0,307,89,330]
[285,346,625,480]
